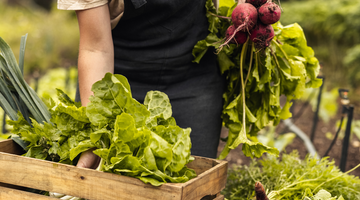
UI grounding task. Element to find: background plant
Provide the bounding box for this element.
[0,67,78,140]
[280,0,360,97]
[222,151,360,200]
[0,1,79,139]
[0,0,79,77]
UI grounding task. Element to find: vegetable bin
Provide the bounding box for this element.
[0,139,227,200]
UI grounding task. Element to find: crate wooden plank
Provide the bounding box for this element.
[0,185,55,200]
[182,158,227,199]
[213,194,224,200]
[0,139,24,155]
[0,139,227,200]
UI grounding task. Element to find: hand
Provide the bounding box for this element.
[76,148,101,169]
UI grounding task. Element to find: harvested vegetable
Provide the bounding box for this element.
[226,25,248,44]
[255,182,269,200]
[220,2,258,50]
[8,75,197,186]
[249,23,274,49]
[193,0,322,159]
[258,2,282,25]
[231,3,258,30]
[0,36,197,187]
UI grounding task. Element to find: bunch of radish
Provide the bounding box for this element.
[220,0,281,50]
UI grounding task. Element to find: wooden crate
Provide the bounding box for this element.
[0,139,227,200]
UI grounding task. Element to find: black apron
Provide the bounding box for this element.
[77,0,225,158]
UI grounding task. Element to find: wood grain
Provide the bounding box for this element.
[0,139,228,200]
[0,186,55,200]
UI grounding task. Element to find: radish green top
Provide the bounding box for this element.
[193,0,322,159]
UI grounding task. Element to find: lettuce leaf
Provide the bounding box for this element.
[8,73,197,186]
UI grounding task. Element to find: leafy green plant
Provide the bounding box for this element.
[9,73,197,186]
[193,0,321,159]
[0,34,51,125]
[280,0,360,93]
[0,67,77,140]
[222,151,360,200]
[0,35,196,187]
[304,189,344,200]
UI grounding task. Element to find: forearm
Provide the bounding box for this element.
[75,4,114,106]
[77,48,113,106]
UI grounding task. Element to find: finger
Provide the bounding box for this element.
[76,149,100,169]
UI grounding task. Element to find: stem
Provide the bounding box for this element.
[272,40,290,61]
[267,177,323,199]
[208,12,232,20]
[312,162,360,194]
[244,42,255,86]
[240,39,249,134]
[95,158,105,172]
[270,48,282,71]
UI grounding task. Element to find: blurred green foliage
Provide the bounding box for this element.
[30,67,78,101]
[0,111,11,140]
[299,87,339,124]
[280,0,360,95]
[0,1,79,76]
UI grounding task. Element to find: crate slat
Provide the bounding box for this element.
[0,185,55,200]
[213,194,225,200]
[0,139,228,200]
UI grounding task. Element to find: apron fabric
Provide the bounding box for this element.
[76,0,225,158]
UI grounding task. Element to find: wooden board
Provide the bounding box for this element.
[0,139,228,200]
[214,195,225,200]
[0,186,55,200]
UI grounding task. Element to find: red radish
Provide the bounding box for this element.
[218,3,258,51]
[258,2,281,25]
[246,0,267,8]
[255,182,269,200]
[250,23,274,49]
[234,31,248,44]
[231,3,258,31]
[225,25,237,39]
[226,25,248,44]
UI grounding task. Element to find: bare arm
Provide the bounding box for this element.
[238,0,246,4]
[76,4,114,106]
[75,4,113,168]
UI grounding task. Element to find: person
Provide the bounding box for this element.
[57,0,243,169]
